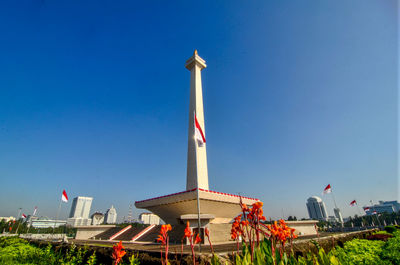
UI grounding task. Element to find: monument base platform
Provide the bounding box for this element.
[135,188,259,225]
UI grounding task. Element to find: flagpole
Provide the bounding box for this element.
[53,199,62,234]
[331,192,338,209]
[194,112,202,253]
[355,202,364,227]
[370,200,381,227]
[27,207,36,234]
[15,208,22,234]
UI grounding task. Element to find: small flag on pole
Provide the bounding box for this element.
[363,207,370,211]
[194,113,206,146]
[350,200,357,207]
[32,206,37,216]
[61,190,69,203]
[22,214,26,218]
[323,184,332,194]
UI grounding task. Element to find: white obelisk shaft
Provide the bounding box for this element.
[186,50,209,191]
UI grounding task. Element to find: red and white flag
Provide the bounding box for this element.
[323,184,332,194]
[21,214,26,218]
[194,113,206,146]
[350,200,357,207]
[373,211,377,215]
[363,207,370,211]
[61,189,69,203]
[32,206,37,216]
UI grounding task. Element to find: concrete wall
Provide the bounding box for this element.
[286,221,318,236]
[208,223,232,244]
[75,225,115,240]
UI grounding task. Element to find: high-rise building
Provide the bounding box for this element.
[105,205,117,224]
[306,196,328,221]
[91,212,104,225]
[69,196,93,218]
[139,212,160,225]
[333,208,344,223]
[67,196,93,227]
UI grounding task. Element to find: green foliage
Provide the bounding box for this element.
[380,231,400,264]
[87,251,96,265]
[0,236,96,265]
[333,238,389,265]
[0,236,44,264]
[374,230,389,235]
[128,252,140,265]
[231,239,342,265]
[384,226,397,234]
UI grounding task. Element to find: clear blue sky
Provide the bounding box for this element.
[0,1,397,221]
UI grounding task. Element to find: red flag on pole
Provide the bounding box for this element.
[61,190,69,203]
[350,200,357,206]
[194,113,206,146]
[22,214,26,218]
[323,184,332,194]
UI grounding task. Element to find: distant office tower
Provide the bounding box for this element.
[307,196,328,221]
[67,196,93,227]
[364,201,400,215]
[69,196,93,218]
[334,208,344,223]
[105,205,117,224]
[91,212,104,225]
[139,212,160,225]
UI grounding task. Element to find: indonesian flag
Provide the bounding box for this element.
[323,184,332,194]
[61,189,69,203]
[350,200,357,207]
[373,211,377,215]
[22,214,26,218]
[364,207,370,211]
[194,113,206,146]
[32,206,37,216]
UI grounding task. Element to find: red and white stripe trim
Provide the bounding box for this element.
[131,224,156,242]
[109,225,132,240]
[135,188,259,204]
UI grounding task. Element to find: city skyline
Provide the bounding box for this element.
[0,1,398,221]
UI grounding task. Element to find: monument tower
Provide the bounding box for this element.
[186,50,209,190]
[135,51,258,243]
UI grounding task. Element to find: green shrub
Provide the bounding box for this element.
[384,226,397,234]
[0,236,28,248]
[381,231,400,264]
[0,237,44,264]
[333,238,389,265]
[0,236,97,265]
[374,230,389,235]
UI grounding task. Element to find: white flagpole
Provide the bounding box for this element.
[355,201,364,227]
[330,191,338,209]
[370,200,381,227]
[15,208,22,234]
[53,199,62,234]
[27,207,37,234]
[194,112,202,253]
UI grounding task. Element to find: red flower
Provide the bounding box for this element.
[204,227,210,237]
[157,224,172,244]
[194,234,201,244]
[112,241,126,265]
[184,221,192,238]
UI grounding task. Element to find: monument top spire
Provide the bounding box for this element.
[186,50,206,70]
